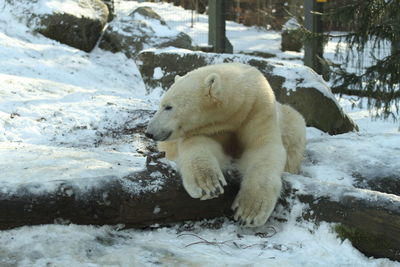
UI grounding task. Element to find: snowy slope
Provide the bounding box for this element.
[0,1,399,266]
[0,0,155,187]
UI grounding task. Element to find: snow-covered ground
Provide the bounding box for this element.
[0,1,399,266]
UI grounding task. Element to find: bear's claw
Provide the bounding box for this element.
[182,164,226,200]
[200,184,224,200]
[231,186,274,227]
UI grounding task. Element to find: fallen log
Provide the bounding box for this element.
[0,152,239,230]
[282,174,400,261]
[0,152,399,261]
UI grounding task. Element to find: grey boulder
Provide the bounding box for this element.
[99,6,193,58]
[31,0,109,52]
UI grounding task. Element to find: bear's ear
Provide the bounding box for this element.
[174,75,182,82]
[204,73,222,101]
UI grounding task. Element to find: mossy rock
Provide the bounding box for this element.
[281,29,303,52]
[334,224,399,260]
[281,18,304,52]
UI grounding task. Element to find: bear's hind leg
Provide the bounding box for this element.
[280,104,306,174]
[177,136,230,200]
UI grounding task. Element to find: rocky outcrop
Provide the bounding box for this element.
[32,0,109,52]
[281,18,303,52]
[99,7,193,58]
[5,0,109,52]
[135,49,358,135]
[101,0,115,21]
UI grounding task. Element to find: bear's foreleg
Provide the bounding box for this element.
[233,144,286,227]
[157,140,178,161]
[177,136,230,200]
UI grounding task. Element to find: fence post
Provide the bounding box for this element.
[208,0,233,53]
[304,0,324,74]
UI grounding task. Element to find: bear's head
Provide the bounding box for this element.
[145,70,225,141]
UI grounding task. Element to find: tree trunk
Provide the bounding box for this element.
[0,152,399,261]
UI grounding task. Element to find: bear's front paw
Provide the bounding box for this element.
[181,164,227,200]
[231,183,278,227]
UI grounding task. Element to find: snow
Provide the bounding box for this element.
[152,67,164,79]
[42,0,106,19]
[0,0,106,34]
[302,96,400,190]
[0,0,399,266]
[0,218,396,267]
[283,18,300,31]
[303,129,400,187]
[268,59,336,99]
[133,13,178,38]
[0,142,145,185]
[108,11,178,39]
[120,170,166,195]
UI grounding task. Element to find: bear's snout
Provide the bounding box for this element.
[145,128,172,141]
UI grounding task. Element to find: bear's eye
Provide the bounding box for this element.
[164,105,172,111]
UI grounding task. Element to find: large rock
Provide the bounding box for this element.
[281,18,303,52]
[101,0,115,22]
[135,49,358,135]
[99,7,193,58]
[31,0,109,52]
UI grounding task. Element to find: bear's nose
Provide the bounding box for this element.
[145,132,154,139]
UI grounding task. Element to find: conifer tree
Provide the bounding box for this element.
[326,0,399,119]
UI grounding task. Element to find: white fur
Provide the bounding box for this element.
[146,63,306,227]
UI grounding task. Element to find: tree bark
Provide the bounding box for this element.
[0,152,399,261]
[281,175,400,261]
[0,152,239,230]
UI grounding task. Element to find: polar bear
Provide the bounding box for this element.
[145,63,306,227]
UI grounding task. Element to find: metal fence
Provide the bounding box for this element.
[135,0,209,46]
[160,0,303,31]
[145,0,360,31]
